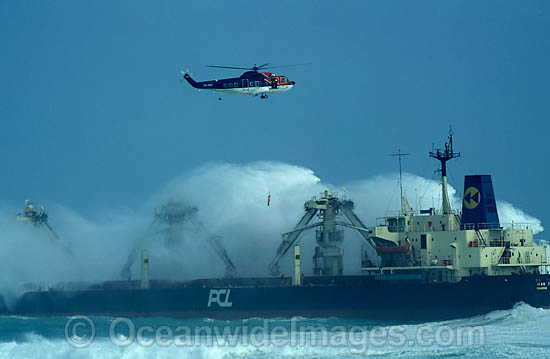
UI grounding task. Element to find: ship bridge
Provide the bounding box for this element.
[360,132,549,282]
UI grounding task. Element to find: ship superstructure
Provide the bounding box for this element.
[359,132,546,282]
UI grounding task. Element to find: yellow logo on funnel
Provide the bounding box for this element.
[463,187,481,210]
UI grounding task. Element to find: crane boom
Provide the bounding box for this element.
[339,201,382,266]
[207,235,237,276]
[190,218,237,276]
[42,222,60,241]
[268,207,318,276]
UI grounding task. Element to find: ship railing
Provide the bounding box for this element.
[385,225,406,232]
[378,212,408,219]
[19,281,97,292]
[377,224,456,232]
[461,223,502,230]
[497,257,538,265]
[503,222,533,230]
[461,222,533,231]
[376,208,447,221]
[21,282,46,292]
[488,240,511,247]
[374,219,534,233]
[380,207,459,217]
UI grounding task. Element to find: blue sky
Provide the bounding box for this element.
[1,1,549,235]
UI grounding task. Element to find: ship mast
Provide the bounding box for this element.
[390,149,409,214]
[429,130,460,214]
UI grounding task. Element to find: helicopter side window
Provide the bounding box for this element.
[255,81,260,87]
[234,82,238,87]
[223,83,227,88]
[250,81,255,87]
[229,83,233,88]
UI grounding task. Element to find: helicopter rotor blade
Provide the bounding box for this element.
[206,65,251,70]
[256,63,270,70]
[262,62,312,70]
[205,62,311,72]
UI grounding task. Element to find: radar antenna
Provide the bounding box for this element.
[390,149,409,214]
[429,128,460,214]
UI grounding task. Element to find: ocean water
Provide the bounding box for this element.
[1,303,549,359]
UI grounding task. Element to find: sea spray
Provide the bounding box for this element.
[0,161,544,298]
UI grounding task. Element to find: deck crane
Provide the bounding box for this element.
[268,190,385,277]
[15,200,60,241]
[120,200,236,279]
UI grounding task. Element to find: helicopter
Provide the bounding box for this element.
[181,63,310,100]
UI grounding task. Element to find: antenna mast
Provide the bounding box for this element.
[429,128,460,214]
[390,149,409,214]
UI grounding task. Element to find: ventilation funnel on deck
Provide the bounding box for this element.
[462,175,500,229]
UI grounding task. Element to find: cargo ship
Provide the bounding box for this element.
[2,133,549,321]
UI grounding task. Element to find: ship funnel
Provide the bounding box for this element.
[461,175,500,229]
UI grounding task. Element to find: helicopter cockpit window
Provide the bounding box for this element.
[280,77,288,84]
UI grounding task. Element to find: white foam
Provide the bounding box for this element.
[0,162,544,297]
[1,305,550,359]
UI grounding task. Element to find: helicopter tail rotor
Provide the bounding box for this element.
[180,65,194,82]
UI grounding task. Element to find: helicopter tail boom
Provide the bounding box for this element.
[182,73,201,88]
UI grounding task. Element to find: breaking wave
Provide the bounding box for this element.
[0,161,544,294]
[1,303,549,358]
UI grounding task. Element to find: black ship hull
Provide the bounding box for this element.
[2,274,550,322]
